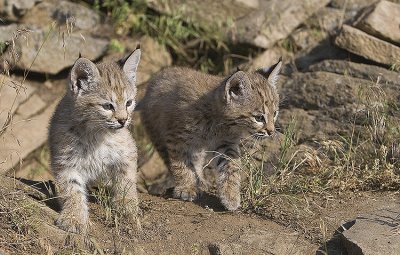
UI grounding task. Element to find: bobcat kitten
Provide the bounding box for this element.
[140,59,282,210]
[48,47,141,233]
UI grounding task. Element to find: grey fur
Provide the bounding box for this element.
[48,50,141,233]
[140,59,282,210]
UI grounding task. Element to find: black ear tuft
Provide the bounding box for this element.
[135,43,141,50]
[78,52,82,58]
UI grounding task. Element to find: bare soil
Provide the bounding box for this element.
[1,174,399,255]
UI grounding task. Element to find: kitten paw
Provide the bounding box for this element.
[56,214,87,234]
[173,186,198,201]
[219,189,241,211]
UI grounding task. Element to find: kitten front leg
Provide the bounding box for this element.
[170,159,199,201]
[111,161,140,228]
[55,173,89,234]
[216,144,241,211]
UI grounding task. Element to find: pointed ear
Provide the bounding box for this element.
[257,57,283,88]
[118,45,141,85]
[69,58,99,94]
[224,71,249,103]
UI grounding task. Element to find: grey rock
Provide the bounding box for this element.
[149,0,329,49]
[309,60,400,86]
[15,27,108,74]
[147,0,254,29]
[0,24,19,43]
[0,75,35,130]
[0,100,58,174]
[21,0,101,31]
[247,46,291,71]
[16,94,46,119]
[341,204,400,255]
[231,0,330,48]
[335,24,400,66]
[0,0,40,21]
[355,0,400,46]
[0,24,108,74]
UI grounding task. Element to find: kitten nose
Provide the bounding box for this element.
[117,119,127,126]
[266,129,274,136]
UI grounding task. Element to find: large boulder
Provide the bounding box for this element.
[149,0,330,49]
[0,0,40,21]
[21,0,101,31]
[335,24,400,66]
[309,60,400,86]
[0,24,108,74]
[231,0,330,48]
[341,203,400,255]
[355,0,400,46]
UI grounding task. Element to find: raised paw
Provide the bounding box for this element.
[173,186,199,201]
[56,214,87,234]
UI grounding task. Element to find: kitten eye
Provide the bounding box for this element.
[126,100,133,107]
[254,115,265,123]
[102,103,114,111]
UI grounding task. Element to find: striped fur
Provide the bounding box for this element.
[48,49,141,233]
[140,59,282,210]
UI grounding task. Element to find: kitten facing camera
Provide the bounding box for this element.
[48,47,141,233]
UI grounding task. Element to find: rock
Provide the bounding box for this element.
[149,0,329,49]
[21,0,101,31]
[247,46,291,71]
[16,94,46,119]
[309,60,400,85]
[355,0,400,46]
[136,36,172,85]
[341,204,400,255]
[0,75,35,130]
[147,0,255,29]
[15,27,108,74]
[231,0,330,48]
[330,0,379,11]
[0,24,19,42]
[309,7,344,32]
[0,100,58,174]
[280,71,400,135]
[295,39,348,70]
[103,35,172,86]
[0,0,40,21]
[335,24,400,66]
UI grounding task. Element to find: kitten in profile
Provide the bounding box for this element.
[139,59,282,210]
[48,47,141,233]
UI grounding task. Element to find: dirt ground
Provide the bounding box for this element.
[1,174,399,255]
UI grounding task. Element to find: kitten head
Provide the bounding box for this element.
[68,47,141,130]
[220,58,282,139]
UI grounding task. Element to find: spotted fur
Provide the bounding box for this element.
[140,59,282,210]
[48,48,141,233]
